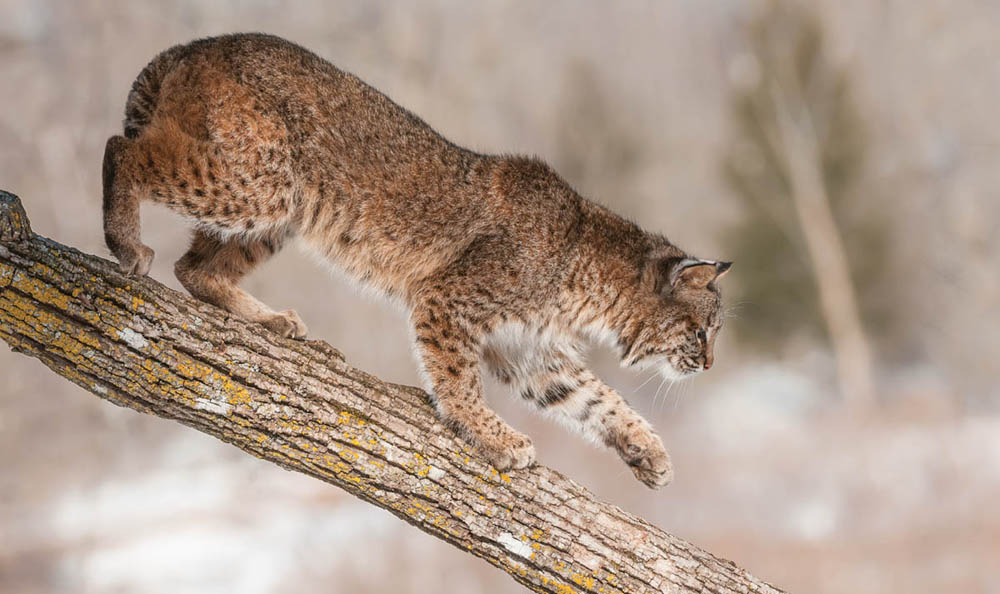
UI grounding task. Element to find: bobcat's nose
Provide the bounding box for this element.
[703,348,714,370]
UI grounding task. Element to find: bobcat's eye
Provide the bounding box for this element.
[696,329,707,344]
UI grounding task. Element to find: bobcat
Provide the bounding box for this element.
[103,33,730,488]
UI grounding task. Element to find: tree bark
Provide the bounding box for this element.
[0,190,784,594]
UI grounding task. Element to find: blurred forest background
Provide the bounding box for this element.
[1,1,998,593]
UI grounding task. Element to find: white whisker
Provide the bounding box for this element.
[652,375,668,411]
[673,376,694,410]
[634,369,658,394]
[659,378,677,414]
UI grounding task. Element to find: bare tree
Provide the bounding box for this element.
[0,190,785,593]
[723,1,877,412]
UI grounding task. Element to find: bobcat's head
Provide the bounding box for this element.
[620,255,731,378]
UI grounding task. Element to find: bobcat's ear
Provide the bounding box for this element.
[665,258,732,292]
[646,255,733,294]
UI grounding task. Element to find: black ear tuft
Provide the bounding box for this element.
[716,261,732,277]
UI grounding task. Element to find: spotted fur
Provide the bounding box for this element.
[102,34,730,487]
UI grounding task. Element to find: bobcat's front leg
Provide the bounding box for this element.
[411,302,535,471]
[573,375,672,488]
[610,409,673,488]
[495,349,672,488]
[575,373,672,488]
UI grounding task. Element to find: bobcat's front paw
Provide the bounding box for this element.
[114,243,155,276]
[262,309,308,339]
[616,422,673,489]
[479,430,536,471]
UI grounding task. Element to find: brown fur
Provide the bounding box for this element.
[103,33,730,487]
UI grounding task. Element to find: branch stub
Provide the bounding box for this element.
[0,190,32,243]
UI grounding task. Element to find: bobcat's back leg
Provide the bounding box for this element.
[103,135,155,275]
[101,118,296,276]
[175,229,307,339]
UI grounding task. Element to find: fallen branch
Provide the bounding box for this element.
[0,190,784,594]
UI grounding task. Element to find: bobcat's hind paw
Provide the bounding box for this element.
[114,243,155,276]
[262,309,308,339]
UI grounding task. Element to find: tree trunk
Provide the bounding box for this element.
[0,190,785,594]
[769,81,877,414]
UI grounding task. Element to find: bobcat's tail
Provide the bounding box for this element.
[122,43,189,139]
